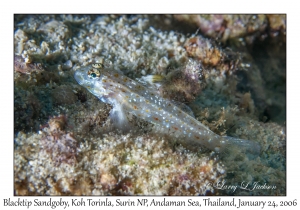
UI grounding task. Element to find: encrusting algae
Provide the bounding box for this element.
[14,129,226,195]
[14,14,286,196]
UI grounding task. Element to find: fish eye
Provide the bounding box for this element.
[88,68,101,79]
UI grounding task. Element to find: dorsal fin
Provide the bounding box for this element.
[140,74,166,84]
[138,74,195,118]
[136,75,163,93]
[171,100,195,118]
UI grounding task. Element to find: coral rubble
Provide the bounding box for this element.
[14,14,286,195]
[174,14,286,43]
[15,128,225,195]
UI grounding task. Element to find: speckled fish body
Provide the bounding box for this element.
[75,64,261,154]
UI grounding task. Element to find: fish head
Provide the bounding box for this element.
[74,64,110,102]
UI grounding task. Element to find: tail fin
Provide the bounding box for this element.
[223,136,261,155]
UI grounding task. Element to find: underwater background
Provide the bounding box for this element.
[14,14,286,195]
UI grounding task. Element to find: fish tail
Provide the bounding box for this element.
[223,136,261,155]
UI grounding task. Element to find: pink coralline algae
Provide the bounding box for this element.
[14,55,45,74]
[184,36,240,74]
[40,116,78,166]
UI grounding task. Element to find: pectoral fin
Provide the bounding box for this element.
[108,102,132,132]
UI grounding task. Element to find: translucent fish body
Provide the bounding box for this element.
[75,65,260,154]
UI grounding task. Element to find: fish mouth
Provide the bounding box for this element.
[74,66,91,86]
[74,70,86,85]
